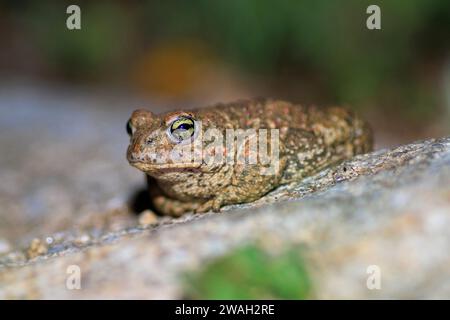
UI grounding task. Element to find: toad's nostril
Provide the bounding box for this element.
[146,137,155,145]
[128,152,142,163]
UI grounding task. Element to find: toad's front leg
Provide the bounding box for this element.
[147,179,203,217]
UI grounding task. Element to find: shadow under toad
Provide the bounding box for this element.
[127,177,164,216]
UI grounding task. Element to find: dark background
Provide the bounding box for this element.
[1,0,449,146]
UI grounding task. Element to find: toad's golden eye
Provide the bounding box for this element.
[169,116,195,142]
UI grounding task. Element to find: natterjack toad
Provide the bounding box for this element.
[127,99,373,216]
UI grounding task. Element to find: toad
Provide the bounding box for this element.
[126,99,373,216]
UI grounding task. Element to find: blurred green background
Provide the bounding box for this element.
[183,245,313,299]
[1,0,450,145]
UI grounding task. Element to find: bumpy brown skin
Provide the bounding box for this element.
[127,99,373,216]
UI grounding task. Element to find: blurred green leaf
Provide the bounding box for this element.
[183,245,313,299]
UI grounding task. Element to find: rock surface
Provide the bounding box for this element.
[1,85,449,299]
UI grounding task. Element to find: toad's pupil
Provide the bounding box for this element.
[177,123,191,130]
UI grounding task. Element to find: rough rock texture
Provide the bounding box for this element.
[1,86,449,299]
[1,135,450,298]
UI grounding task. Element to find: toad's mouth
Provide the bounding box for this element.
[128,159,203,173]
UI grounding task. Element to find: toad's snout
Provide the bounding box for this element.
[127,129,157,161]
[127,143,144,164]
[127,138,162,168]
[127,134,148,162]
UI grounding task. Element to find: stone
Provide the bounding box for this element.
[138,210,159,226]
[1,135,450,299]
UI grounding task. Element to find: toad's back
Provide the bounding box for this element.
[197,99,372,156]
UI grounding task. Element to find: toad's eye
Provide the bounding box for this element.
[126,119,134,136]
[169,116,195,142]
